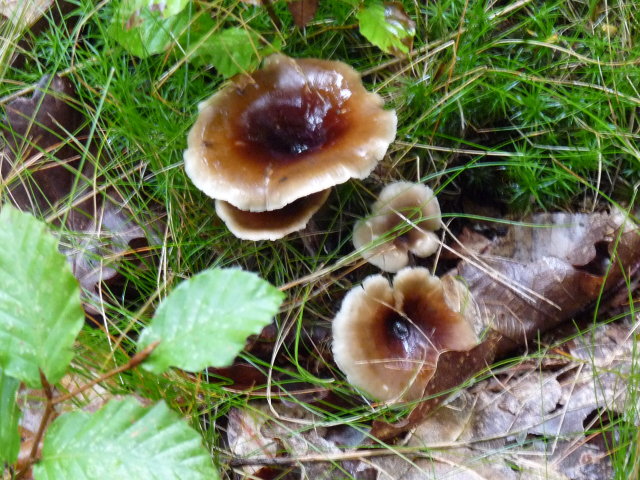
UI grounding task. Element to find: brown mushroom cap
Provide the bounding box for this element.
[215,189,330,241]
[353,182,442,272]
[332,267,478,402]
[184,54,397,212]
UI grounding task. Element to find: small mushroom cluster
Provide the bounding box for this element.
[353,181,442,272]
[333,181,474,402]
[184,54,469,405]
[184,54,397,241]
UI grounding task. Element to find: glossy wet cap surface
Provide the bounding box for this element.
[184,54,397,212]
[332,267,478,401]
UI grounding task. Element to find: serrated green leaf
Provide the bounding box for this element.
[0,206,84,388]
[137,268,284,374]
[357,1,415,55]
[121,0,190,18]
[192,27,261,78]
[0,369,20,466]
[109,4,190,58]
[33,398,218,480]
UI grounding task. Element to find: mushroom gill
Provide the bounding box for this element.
[332,267,479,402]
[215,190,330,241]
[353,182,442,272]
[184,54,397,213]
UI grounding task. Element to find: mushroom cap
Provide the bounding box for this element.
[215,189,330,241]
[332,267,478,402]
[353,182,442,272]
[184,54,397,212]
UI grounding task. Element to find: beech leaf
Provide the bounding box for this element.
[288,0,319,28]
[108,4,190,58]
[0,369,20,465]
[457,212,640,349]
[137,268,284,374]
[357,1,415,55]
[120,0,190,18]
[33,398,218,479]
[0,206,84,387]
[1,75,84,214]
[193,27,261,78]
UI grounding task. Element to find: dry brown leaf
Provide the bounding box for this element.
[0,75,163,315]
[227,402,373,479]
[367,321,634,479]
[370,211,639,439]
[60,191,162,317]
[457,211,640,352]
[0,0,52,30]
[227,407,280,477]
[1,75,86,214]
[287,0,319,28]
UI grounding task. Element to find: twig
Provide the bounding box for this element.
[16,371,55,479]
[52,341,160,405]
[0,54,103,106]
[262,0,282,30]
[228,448,430,467]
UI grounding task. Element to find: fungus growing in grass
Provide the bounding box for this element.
[353,182,442,272]
[332,267,479,402]
[214,189,330,241]
[184,54,397,239]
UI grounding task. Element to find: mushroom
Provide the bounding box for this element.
[353,181,442,272]
[332,267,479,402]
[214,189,330,241]
[184,54,397,239]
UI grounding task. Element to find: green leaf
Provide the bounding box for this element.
[109,4,191,58]
[33,398,218,480]
[174,13,273,77]
[137,268,284,374]
[0,369,20,466]
[0,206,84,387]
[120,0,190,18]
[192,27,261,78]
[357,1,415,55]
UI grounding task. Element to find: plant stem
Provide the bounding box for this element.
[52,341,160,406]
[16,371,55,479]
[262,0,282,30]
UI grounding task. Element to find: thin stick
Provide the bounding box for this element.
[16,371,55,479]
[262,0,282,30]
[52,341,160,405]
[228,447,430,467]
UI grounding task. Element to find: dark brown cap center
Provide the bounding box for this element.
[385,312,420,356]
[239,88,347,158]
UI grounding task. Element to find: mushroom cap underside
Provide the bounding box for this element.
[215,189,330,241]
